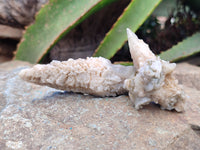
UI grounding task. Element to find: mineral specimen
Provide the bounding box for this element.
[19,28,185,112]
[124,28,185,112]
[19,57,134,97]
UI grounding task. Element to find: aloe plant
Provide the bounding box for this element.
[159,32,200,62]
[15,0,162,63]
[116,32,200,65]
[93,0,162,59]
[15,0,117,63]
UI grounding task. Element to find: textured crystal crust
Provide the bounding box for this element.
[124,28,185,112]
[19,57,134,97]
[19,28,185,112]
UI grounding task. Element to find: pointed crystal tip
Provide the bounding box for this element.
[126,28,138,40]
[126,28,156,70]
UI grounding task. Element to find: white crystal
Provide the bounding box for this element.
[19,57,134,97]
[124,28,185,112]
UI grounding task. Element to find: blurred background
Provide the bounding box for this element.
[0,0,199,65]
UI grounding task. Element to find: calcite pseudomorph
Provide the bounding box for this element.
[19,57,134,97]
[124,29,185,112]
[19,28,185,112]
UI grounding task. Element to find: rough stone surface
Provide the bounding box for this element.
[0,61,200,150]
[0,25,23,39]
[174,63,200,90]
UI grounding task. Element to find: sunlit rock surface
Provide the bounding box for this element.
[0,61,200,150]
[174,63,200,90]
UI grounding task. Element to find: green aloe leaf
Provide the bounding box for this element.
[93,0,162,59]
[159,32,200,62]
[15,0,117,63]
[114,61,133,66]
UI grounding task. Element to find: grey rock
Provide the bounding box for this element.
[174,63,200,90]
[0,25,23,40]
[0,0,48,28]
[0,61,200,150]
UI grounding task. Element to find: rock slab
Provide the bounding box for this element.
[0,61,200,150]
[174,63,200,90]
